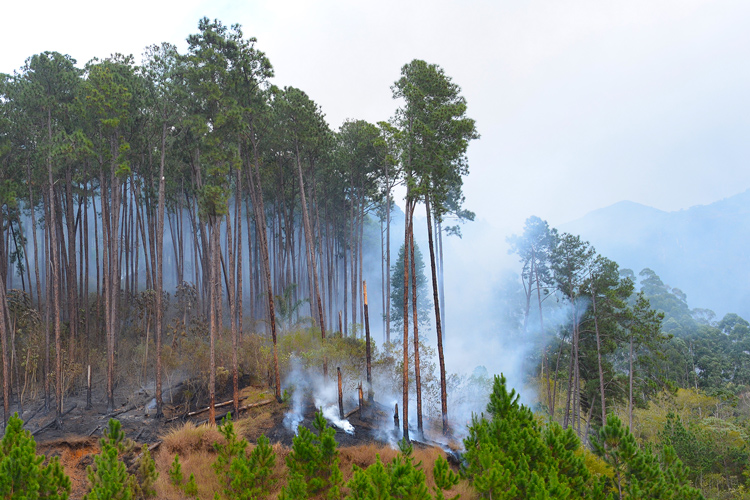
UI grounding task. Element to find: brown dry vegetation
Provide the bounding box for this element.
[154,423,476,499]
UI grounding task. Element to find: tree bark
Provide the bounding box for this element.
[410,228,423,438]
[425,195,448,434]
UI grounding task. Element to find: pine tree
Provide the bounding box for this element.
[0,413,71,499]
[84,419,134,500]
[284,409,342,499]
[184,473,198,497]
[168,454,183,486]
[463,374,600,500]
[133,444,158,499]
[592,414,705,500]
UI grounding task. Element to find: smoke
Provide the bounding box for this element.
[282,356,355,435]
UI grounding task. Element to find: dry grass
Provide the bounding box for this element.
[161,421,224,455]
[154,417,475,500]
[154,448,221,500]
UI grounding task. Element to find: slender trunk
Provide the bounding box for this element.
[48,116,64,427]
[437,219,446,338]
[402,201,411,442]
[0,274,10,426]
[295,147,326,377]
[227,211,238,418]
[591,283,607,426]
[244,137,281,401]
[155,122,167,418]
[363,281,373,402]
[410,228,422,438]
[629,333,634,430]
[208,217,218,426]
[425,195,448,434]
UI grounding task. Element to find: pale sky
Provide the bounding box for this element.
[3,0,750,234]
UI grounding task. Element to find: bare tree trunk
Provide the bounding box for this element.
[591,283,607,426]
[402,201,412,442]
[0,274,10,426]
[244,137,281,401]
[295,148,326,377]
[629,334,634,430]
[410,229,422,438]
[208,217,218,426]
[155,122,167,418]
[425,195,448,434]
[48,116,64,426]
[363,281,373,402]
[227,210,238,418]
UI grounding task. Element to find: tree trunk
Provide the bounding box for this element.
[591,283,607,426]
[295,147,326,377]
[425,195,448,434]
[410,229,423,438]
[363,281,373,402]
[402,201,412,442]
[244,137,281,401]
[155,121,167,418]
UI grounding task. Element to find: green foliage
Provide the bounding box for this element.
[284,409,342,499]
[390,241,431,333]
[169,454,183,486]
[463,374,599,500]
[184,473,198,497]
[592,413,705,500]
[133,444,158,499]
[84,420,134,500]
[213,414,276,500]
[0,413,71,500]
[345,442,458,500]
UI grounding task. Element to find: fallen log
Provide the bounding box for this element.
[195,399,274,425]
[186,398,238,418]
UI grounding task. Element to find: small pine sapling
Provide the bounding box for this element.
[133,444,158,499]
[431,456,459,500]
[184,473,198,497]
[169,454,183,486]
[285,409,342,499]
[84,419,137,500]
[0,413,71,500]
[213,413,247,478]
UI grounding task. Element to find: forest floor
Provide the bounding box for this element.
[12,377,458,499]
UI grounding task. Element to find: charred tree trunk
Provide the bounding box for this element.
[363,281,373,402]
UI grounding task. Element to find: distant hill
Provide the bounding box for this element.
[561,189,750,320]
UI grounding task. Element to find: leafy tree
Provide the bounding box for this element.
[0,413,71,499]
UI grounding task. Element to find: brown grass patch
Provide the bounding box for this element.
[160,421,223,455]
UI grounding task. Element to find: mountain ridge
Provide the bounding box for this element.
[560,188,750,320]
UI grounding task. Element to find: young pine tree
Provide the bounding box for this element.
[84,419,134,500]
[0,413,71,499]
[282,409,343,499]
